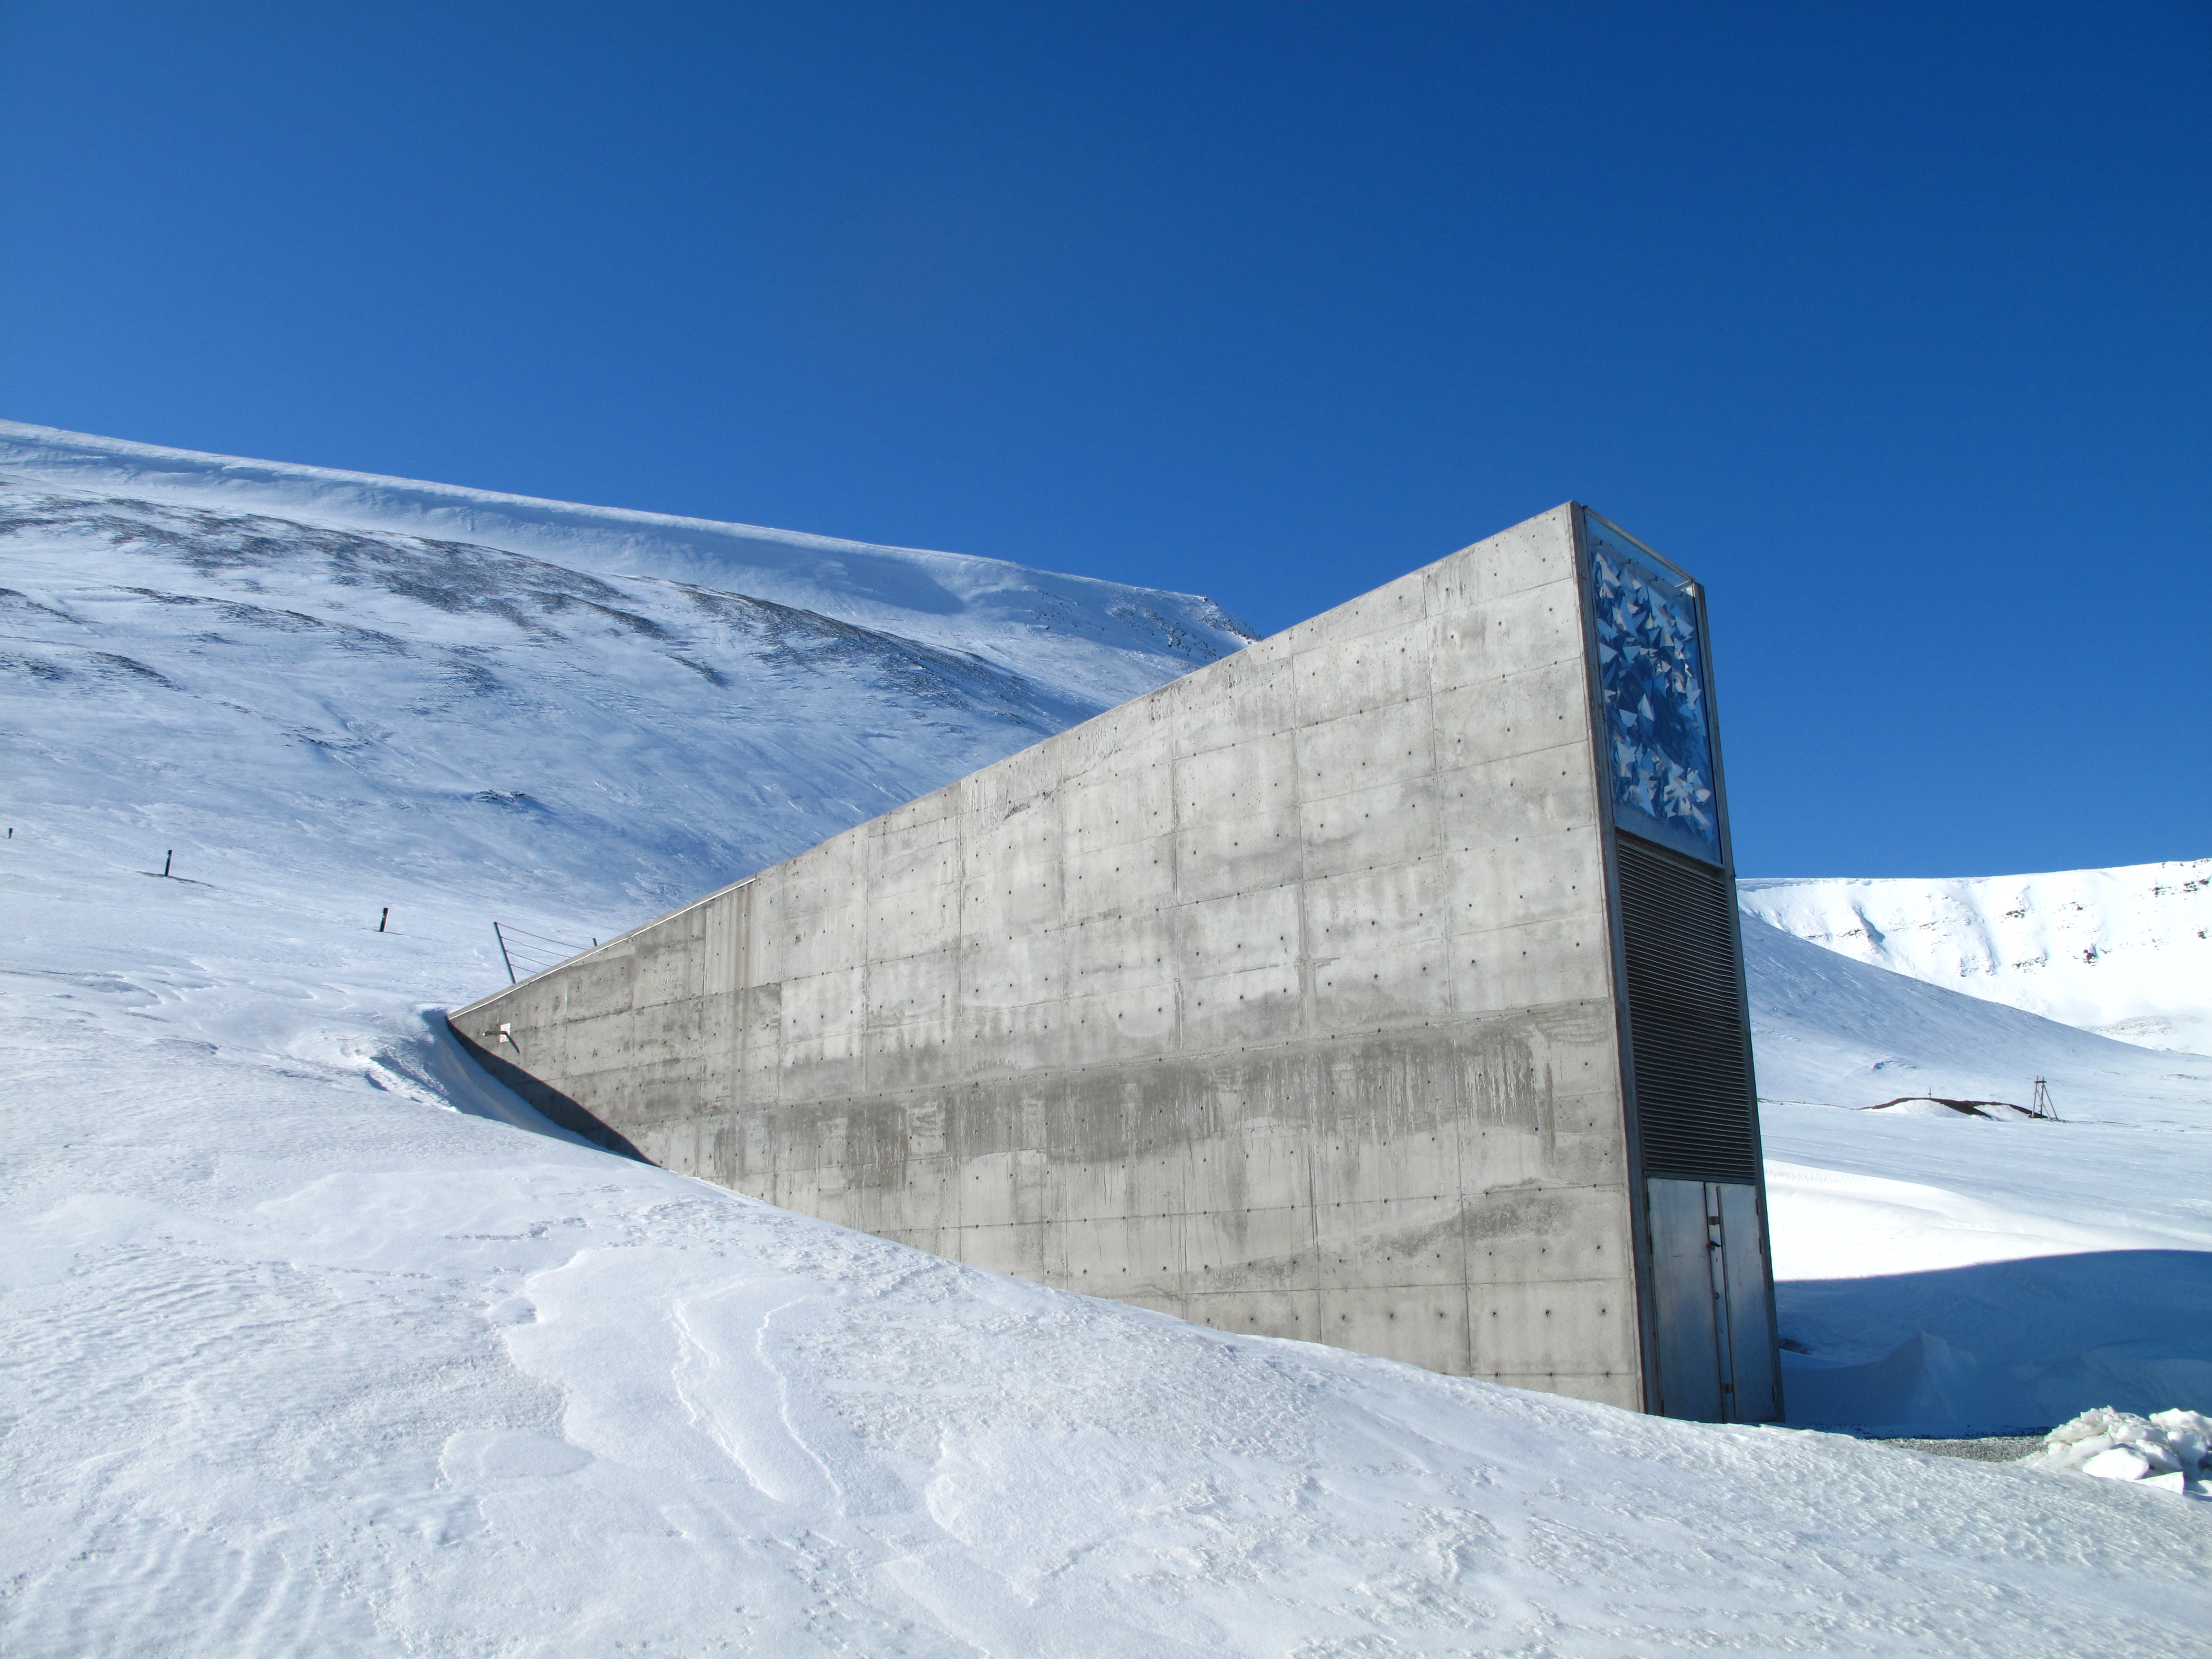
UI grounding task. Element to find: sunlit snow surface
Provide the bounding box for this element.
[5,426,2209,1654]
[7,846,2207,1656]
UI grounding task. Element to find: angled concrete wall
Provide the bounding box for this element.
[456,504,1657,1408]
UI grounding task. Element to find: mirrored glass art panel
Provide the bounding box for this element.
[1586,518,1721,861]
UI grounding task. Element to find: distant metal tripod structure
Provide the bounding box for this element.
[2030,1077,2062,1121]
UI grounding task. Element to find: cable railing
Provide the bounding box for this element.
[491,921,596,985]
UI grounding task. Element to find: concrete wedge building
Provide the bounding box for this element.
[454,503,1782,1422]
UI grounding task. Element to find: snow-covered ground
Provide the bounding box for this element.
[8,840,2206,1656]
[1743,864,2212,1054]
[4,428,2206,1654]
[1743,903,2212,1439]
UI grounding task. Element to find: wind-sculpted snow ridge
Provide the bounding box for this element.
[4,843,2206,1657]
[0,420,1256,711]
[1741,861,2212,1055]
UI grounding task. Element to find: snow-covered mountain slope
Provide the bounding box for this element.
[0,421,1254,713]
[1743,913,2212,1120]
[1741,862,2212,1055]
[0,433,1245,920]
[5,840,2204,1659]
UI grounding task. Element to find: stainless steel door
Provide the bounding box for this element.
[1647,1177,1780,1421]
[1715,1182,1781,1421]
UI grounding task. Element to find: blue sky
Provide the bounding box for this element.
[3,2,2205,878]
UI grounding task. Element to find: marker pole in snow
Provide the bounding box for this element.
[379,907,389,933]
[494,922,517,985]
[162,851,172,878]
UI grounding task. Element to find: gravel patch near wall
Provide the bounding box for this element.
[1881,1436,2046,1463]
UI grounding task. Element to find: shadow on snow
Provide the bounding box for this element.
[1780,1249,2212,1437]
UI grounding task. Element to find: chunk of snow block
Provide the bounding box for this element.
[2026,1406,2212,1493]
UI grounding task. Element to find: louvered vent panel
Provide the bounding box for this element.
[1616,834,1759,1183]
